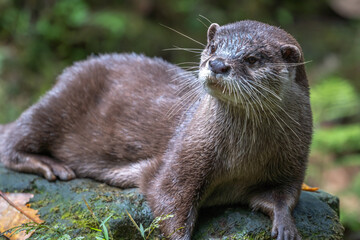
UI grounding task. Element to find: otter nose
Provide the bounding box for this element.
[209,58,230,74]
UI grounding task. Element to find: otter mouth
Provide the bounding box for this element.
[204,77,227,93]
[203,76,246,105]
[206,80,226,92]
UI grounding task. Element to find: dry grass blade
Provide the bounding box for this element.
[82,197,98,223]
[125,210,141,233]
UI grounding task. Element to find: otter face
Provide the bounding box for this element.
[198,20,302,106]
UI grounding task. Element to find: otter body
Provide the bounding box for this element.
[0,20,312,240]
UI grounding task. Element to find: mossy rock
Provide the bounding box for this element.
[0,165,344,239]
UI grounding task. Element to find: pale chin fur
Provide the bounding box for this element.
[198,66,239,105]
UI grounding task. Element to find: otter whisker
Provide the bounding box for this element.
[266,70,289,82]
[160,24,205,47]
[272,109,301,141]
[249,77,301,127]
[272,102,301,127]
[166,81,203,116]
[170,71,197,81]
[177,89,203,120]
[198,14,212,24]
[243,80,265,112]
[266,107,291,143]
[175,62,199,66]
[247,81,301,140]
[171,71,198,81]
[166,66,199,72]
[265,61,312,67]
[234,79,250,119]
[163,46,203,54]
[175,82,198,96]
[165,86,202,119]
[172,72,197,82]
[197,18,209,28]
[245,81,272,111]
[181,67,199,71]
[177,89,204,122]
[246,78,290,129]
[240,81,263,127]
[249,80,282,101]
[171,77,197,86]
[175,80,200,96]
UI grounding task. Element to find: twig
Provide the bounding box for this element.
[0,232,11,239]
[0,190,41,224]
[83,197,98,223]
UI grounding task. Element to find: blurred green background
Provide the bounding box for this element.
[0,0,359,239]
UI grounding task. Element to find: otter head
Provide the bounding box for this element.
[199,20,308,107]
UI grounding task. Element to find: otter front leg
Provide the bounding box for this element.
[250,186,302,240]
[142,161,210,240]
[2,152,75,181]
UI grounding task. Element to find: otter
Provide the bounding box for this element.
[0,20,312,240]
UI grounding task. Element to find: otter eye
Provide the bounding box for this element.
[245,56,258,64]
[209,44,217,54]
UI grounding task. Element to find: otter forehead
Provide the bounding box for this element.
[219,20,295,43]
[211,20,297,59]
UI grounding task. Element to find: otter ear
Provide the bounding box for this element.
[207,23,220,43]
[281,44,301,63]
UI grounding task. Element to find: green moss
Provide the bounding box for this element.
[50,206,60,214]
[0,167,344,239]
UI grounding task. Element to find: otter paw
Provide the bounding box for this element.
[271,223,301,240]
[7,154,76,181]
[50,162,76,181]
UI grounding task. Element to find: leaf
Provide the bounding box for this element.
[89,227,102,232]
[302,183,319,192]
[99,214,112,240]
[101,224,109,240]
[0,192,44,240]
[139,223,145,238]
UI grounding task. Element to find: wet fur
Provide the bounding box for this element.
[0,20,312,240]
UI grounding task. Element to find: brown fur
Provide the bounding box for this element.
[0,20,312,240]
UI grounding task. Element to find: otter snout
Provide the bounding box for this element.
[209,58,230,74]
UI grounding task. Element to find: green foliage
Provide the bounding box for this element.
[339,173,360,232]
[310,77,360,125]
[312,124,360,154]
[309,76,360,234]
[92,11,126,35]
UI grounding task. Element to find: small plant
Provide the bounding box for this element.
[89,214,113,240]
[83,197,113,240]
[126,210,182,239]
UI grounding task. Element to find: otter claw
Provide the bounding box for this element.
[50,164,76,180]
[272,224,301,240]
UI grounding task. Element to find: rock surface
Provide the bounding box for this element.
[0,165,344,239]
